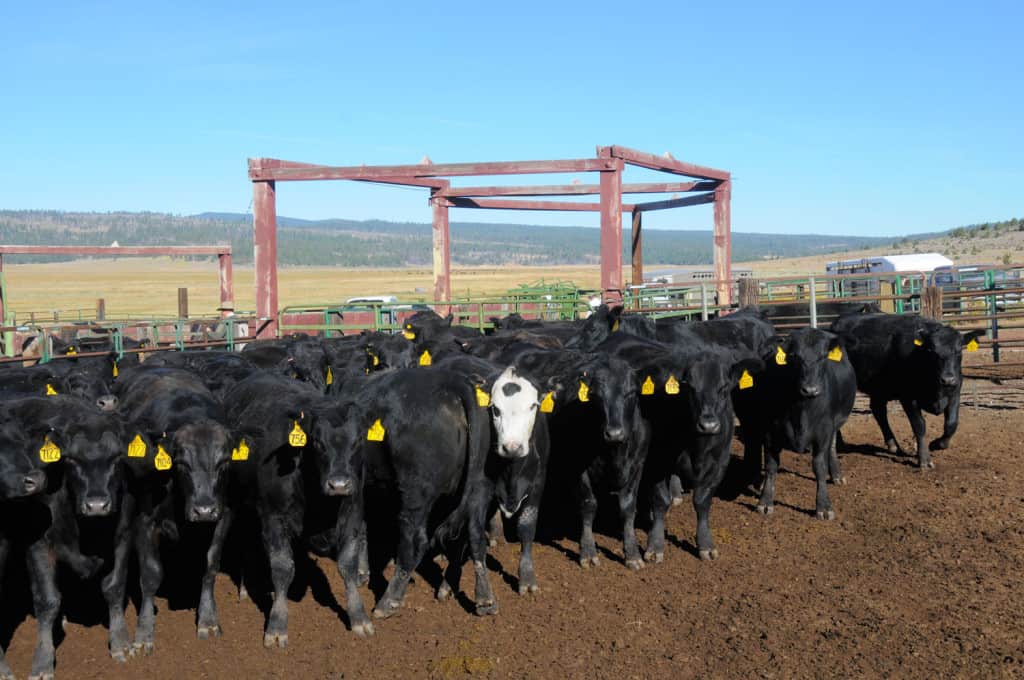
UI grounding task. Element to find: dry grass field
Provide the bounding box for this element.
[3,224,1022,320]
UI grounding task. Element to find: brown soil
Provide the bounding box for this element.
[4,379,1024,679]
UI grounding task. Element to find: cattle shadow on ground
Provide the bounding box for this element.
[0,552,34,654]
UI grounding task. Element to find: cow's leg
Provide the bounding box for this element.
[828,432,846,485]
[577,472,600,568]
[467,491,498,616]
[132,516,163,657]
[0,537,14,680]
[644,477,671,565]
[436,542,463,602]
[373,503,431,619]
[899,398,932,468]
[487,510,503,548]
[26,540,60,680]
[930,383,962,451]
[335,498,373,637]
[261,514,294,648]
[618,476,643,570]
[693,446,730,561]
[102,499,136,662]
[669,474,685,506]
[812,442,836,520]
[357,529,370,587]
[198,509,233,640]
[516,502,540,595]
[741,420,765,486]
[757,443,781,515]
[870,395,902,454]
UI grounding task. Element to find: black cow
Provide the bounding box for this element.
[327,368,496,634]
[743,328,857,519]
[597,334,761,561]
[115,367,242,649]
[567,304,656,350]
[830,313,984,468]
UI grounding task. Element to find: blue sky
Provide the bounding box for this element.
[2,0,1020,236]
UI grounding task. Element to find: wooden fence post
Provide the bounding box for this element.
[178,288,189,319]
[921,286,943,320]
[738,278,760,308]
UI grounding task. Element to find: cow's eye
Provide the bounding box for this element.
[492,406,502,417]
[530,403,538,411]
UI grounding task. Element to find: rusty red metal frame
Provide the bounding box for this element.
[248,145,731,338]
[0,245,235,327]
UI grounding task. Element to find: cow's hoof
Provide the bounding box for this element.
[373,599,401,619]
[357,570,370,587]
[238,585,250,602]
[929,438,950,451]
[110,649,128,664]
[517,583,539,596]
[436,582,453,601]
[671,496,685,507]
[757,504,774,515]
[625,557,645,571]
[885,440,901,454]
[130,641,154,657]
[1,673,15,680]
[699,548,719,561]
[643,550,664,564]
[351,620,375,638]
[815,509,836,521]
[830,476,848,486]
[475,600,498,616]
[27,672,54,680]
[263,632,288,648]
[579,554,600,569]
[917,460,935,470]
[197,624,222,640]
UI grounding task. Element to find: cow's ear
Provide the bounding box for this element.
[444,313,454,326]
[731,357,765,384]
[826,335,845,362]
[912,328,929,348]
[962,330,984,352]
[760,335,786,363]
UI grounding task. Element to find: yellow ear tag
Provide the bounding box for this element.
[738,370,754,390]
[540,392,555,413]
[475,385,491,408]
[965,338,979,353]
[665,375,680,395]
[419,350,432,366]
[641,375,655,396]
[326,366,333,386]
[112,361,119,378]
[66,347,77,356]
[288,421,307,447]
[578,381,590,402]
[775,346,787,366]
[828,346,843,362]
[372,354,380,367]
[45,383,58,396]
[154,445,172,471]
[232,439,250,461]
[913,338,923,346]
[612,320,620,332]
[39,436,61,463]
[367,418,386,442]
[127,434,147,458]
[403,330,416,341]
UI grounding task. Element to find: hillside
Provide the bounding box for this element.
[0,210,892,267]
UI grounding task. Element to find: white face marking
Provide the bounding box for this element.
[490,367,539,458]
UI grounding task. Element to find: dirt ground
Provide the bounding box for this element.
[3,378,1023,679]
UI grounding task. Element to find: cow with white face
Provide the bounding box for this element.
[490,367,540,459]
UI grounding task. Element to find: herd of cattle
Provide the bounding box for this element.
[0,304,983,679]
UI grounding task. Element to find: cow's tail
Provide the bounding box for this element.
[430,378,491,552]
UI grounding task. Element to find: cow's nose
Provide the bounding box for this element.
[96,395,118,411]
[940,374,958,387]
[800,384,821,398]
[697,417,721,435]
[500,442,525,458]
[324,477,353,496]
[23,473,44,495]
[604,427,625,443]
[191,505,219,522]
[83,497,112,516]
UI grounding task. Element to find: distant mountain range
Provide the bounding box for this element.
[0,210,1016,267]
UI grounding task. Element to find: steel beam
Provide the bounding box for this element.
[713,182,733,306]
[445,197,635,212]
[600,145,731,182]
[248,157,615,181]
[253,180,279,338]
[633,192,716,213]
[0,246,231,256]
[600,160,624,305]
[218,253,234,316]
[631,210,643,288]
[431,185,452,305]
[438,180,718,198]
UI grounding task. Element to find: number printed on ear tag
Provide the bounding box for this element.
[665,375,680,395]
[39,437,61,463]
[127,434,147,458]
[775,347,787,366]
[288,421,307,447]
[641,376,655,395]
[154,445,172,471]
[738,370,754,390]
[232,440,250,461]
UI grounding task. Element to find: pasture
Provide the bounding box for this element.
[1,394,1020,679]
